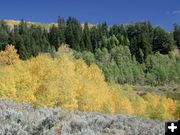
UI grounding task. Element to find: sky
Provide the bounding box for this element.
[0,0,180,31]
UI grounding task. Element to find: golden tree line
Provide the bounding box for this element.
[0,44,179,120]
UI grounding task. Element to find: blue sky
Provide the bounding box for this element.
[0,0,180,31]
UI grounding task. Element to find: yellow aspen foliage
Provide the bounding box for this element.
[74,60,115,113]
[0,75,16,99]
[143,93,162,119]
[86,64,105,83]
[161,97,177,120]
[0,44,19,65]
[13,62,38,103]
[111,85,134,115]
[146,103,165,120]
[143,93,160,107]
[0,44,179,120]
[174,101,180,119]
[117,85,146,116]
[0,65,16,99]
[26,54,78,109]
[143,93,177,120]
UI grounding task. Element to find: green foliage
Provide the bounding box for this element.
[0,29,9,50]
[0,18,179,86]
[0,45,179,120]
[173,24,180,48]
[145,103,165,120]
[65,17,82,51]
[127,21,153,63]
[49,25,61,50]
[82,23,92,51]
[81,51,95,65]
[153,27,175,53]
[77,45,145,84]
[146,52,179,85]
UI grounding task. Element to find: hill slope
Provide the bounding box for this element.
[4,19,57,29]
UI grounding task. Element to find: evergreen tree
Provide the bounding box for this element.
[127,21,153,62]
[57,16,66,44]
[65,17,82,51]
[152,27,174,53]
[173,24,180,48]
[49,25,60,50]
[18,19,28,35]
[90,26,99,50]
[0,29,9,50]
[82,23,92,51]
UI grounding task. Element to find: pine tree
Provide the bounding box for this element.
[173,24,180,48]
[82,23,92,51]
[65,17,82,51]
[57,16,66,44]
[49,25,60,50]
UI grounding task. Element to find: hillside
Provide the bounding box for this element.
[0,18,179,135]
[3,19,94,30]
[1,0,180,134]
[0,45,179,121]
[4,19,57,29]
[1,18,180,86]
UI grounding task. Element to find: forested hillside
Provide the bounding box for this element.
[0,17,180,86]
[0,44,179,120]
[0,17,180,121]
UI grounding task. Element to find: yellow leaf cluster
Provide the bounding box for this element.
[143,93,178,120]
[0,44,179,120]
[0,44,19,65]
